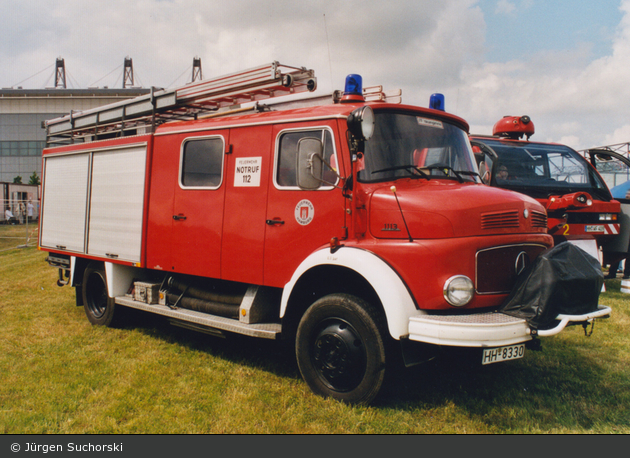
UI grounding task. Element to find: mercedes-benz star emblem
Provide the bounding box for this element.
[515,251,530,276]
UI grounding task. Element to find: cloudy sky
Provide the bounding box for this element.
[2,0,629,150]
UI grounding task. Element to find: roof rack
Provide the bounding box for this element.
[45,61,317,146]
[363,85,402,104]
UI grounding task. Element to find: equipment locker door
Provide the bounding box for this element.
[87,145,147,263]
[263,124,346,287]
[40,153,90,253]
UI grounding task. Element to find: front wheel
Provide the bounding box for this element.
[295,294,387,405]
[82,262,122,327]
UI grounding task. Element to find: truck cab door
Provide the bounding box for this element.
[586,148,630,257]
[220,125,273,285]
[263,124,346,287]
[146,132,227,278]
[471,140,498,185]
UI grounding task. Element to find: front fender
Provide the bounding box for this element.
[280,246,422,339]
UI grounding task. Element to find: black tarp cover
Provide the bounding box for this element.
[499,242,604,330]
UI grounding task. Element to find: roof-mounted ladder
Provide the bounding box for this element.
[45,61,317,145]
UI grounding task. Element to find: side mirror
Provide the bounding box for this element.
[297,137,324,190]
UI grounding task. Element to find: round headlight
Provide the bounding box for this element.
[443,275,475,307]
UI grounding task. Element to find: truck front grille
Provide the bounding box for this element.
[476,244,548,294]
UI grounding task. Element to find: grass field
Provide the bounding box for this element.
[0,222,37,252]
[1,241,629,433]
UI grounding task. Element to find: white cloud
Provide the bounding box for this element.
[456,0,630,149]
[0,1,475,89]
[0,0,628,152]
[557,136,581,150]
[495,0,516,15]
[603,124,630,147]
[494,0,534,16]
[0,0,488,98]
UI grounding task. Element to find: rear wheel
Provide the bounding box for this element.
[82,263,122,327]
[295,293,387,405]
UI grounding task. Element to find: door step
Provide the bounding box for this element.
[114,296,282,339]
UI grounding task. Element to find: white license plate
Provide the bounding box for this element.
[482,344,525,365]
[585,225,605,233]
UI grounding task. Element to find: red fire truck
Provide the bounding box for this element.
[38,63,610,404]
[470,116,622,259]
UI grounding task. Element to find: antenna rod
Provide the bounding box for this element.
[323,14,333,90]
[391,186,413,242]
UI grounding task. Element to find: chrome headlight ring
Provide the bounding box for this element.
[443,275,475,307]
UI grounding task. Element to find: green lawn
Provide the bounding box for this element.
[0,222,37,251]
[1,245,628,434]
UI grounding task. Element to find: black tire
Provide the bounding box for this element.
[295,293,387,405]
[82,262,122,327]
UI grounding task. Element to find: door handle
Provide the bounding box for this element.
[173,215,187,221]
[266,219,285,225]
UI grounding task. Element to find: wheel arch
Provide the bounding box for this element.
[280,247,419,341]
[70,256,90,288]
[71,259,140,299]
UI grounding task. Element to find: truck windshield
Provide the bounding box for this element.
[359,112,479,183]
[476,138,612,201]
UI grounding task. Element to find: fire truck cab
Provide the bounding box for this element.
[39,64,611,405]
[582,146,630,271]
[471,116,622,259]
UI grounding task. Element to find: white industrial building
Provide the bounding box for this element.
[0,87,149,183]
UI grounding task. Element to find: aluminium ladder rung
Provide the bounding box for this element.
[45,61,316,141]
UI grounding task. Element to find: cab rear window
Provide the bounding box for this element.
[180,137,224,188]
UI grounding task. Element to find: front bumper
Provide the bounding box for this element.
[408,305,612,347]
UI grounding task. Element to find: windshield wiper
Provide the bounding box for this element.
[371,165,431,180]
[454,170,481,178]
[423,165,465,183]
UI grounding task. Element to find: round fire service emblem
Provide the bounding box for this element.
[295,199,314,226]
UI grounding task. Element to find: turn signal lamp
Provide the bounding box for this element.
[429,93,445,111]
[330,237,342,253]
[341,74,365,103]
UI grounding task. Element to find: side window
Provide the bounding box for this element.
[276,129,338,188]
[180,137,224,188]
[479,154,494,184]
